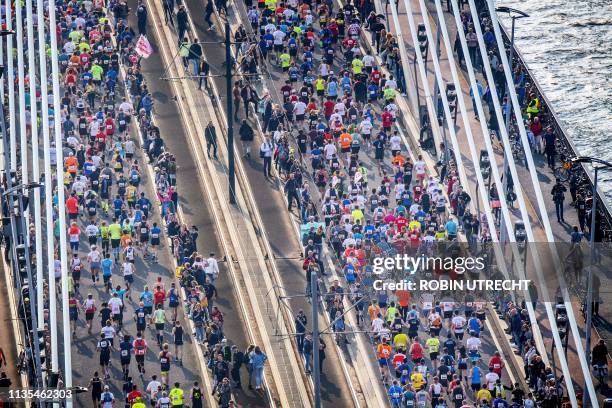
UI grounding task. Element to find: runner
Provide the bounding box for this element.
[159,343,173,386]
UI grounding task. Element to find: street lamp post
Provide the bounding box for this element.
[494,6,528,244]
[571,156,612,408]
[225,21,236,205]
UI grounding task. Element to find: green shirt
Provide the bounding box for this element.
[169,388,183,405]
[154,309,166,324]
[279,53,291,68]
[68,30,82,42]
[90,64,104,81]
[79,42,91,52]
[108,223,122,240]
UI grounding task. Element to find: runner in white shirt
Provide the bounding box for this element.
[122,261,135,298]
[389,133,402,155]
[319,62,330,78]
[451,311,467,340]
[358,118,373,140]
[324,142,337,161]
[146,376,162,403]
[466,334,481,356]
[334,101,346,117]
[329,111,343,125]
[63,40,76,53]
[101,322,116,342]
[272,29,286,49]
[119,99,134,118]
[362,53,375,70]
[485,369,500,391]
[419,293,434,327]
[414,155,427,181]
[293,100,307,121]
[205,254,219,282]
[371,315,384,337]
[440,300,455,325]
[88,246,102,281]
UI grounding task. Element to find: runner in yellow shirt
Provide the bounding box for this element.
[426,336,440,370]
[279,52,291,71]
[169,382,184,407]
[393,332,409,351]
[410,370,425,391]
[351,57,363,74]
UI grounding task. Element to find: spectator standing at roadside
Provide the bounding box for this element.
[176,6,189,46]
[249,346,267,390]
[239,119,254,158]
[136,2,148,36]
[551,178,567,223]
[204,0,215,31]
[204,122,218,159]
[260,137,273,178]
[189,39,203,76]
[544,127,556,169]
[162,0,175,26]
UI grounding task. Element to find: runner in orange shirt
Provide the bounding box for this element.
[339,131,352,160]
[391,152,405,167]
[396,289,411,320]
[65,152,78,177]
[377,339,392,381]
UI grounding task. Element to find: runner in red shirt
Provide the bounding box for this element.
[395,213,408,231]
[323,99,335,120]
[488,351,505,377]
[381,110,392,131]
[66,192,80,220]
[153,286,166,308]
[126,384,143,405]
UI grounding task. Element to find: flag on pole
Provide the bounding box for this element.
[135,35,153,59]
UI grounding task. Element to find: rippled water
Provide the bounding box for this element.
[495,0,612,199]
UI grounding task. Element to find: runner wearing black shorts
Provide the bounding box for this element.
[97,334,113,379]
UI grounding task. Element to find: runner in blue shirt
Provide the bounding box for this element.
[388,381,403,407]
[140,286,154,323]
[137,193,151,218]
[402,386,416,407]
[492,397,509,408]
[119,335,133,381]
[396,361,411,385]
[134,302,147,333]
[101,254,113,293]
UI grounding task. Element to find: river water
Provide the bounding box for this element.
[496,0,612,199]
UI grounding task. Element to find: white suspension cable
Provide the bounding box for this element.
[6,0,16,170]
[0,15,4,105]
[16,0,28,193]
[412,0,520,311]
[485,1,597,404]
[408,0,469,197]
[445,0,548,362]
[465,1,580,404]
[38,0,59,376]
[387,0,416,115]
[27,0,45,326]
[399,0,445,161]
[48,0,73,399]
[386,0,419,118]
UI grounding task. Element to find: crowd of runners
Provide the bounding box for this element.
[0,0,606,405]
[13,0,273,406]
[216,0,607,406]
